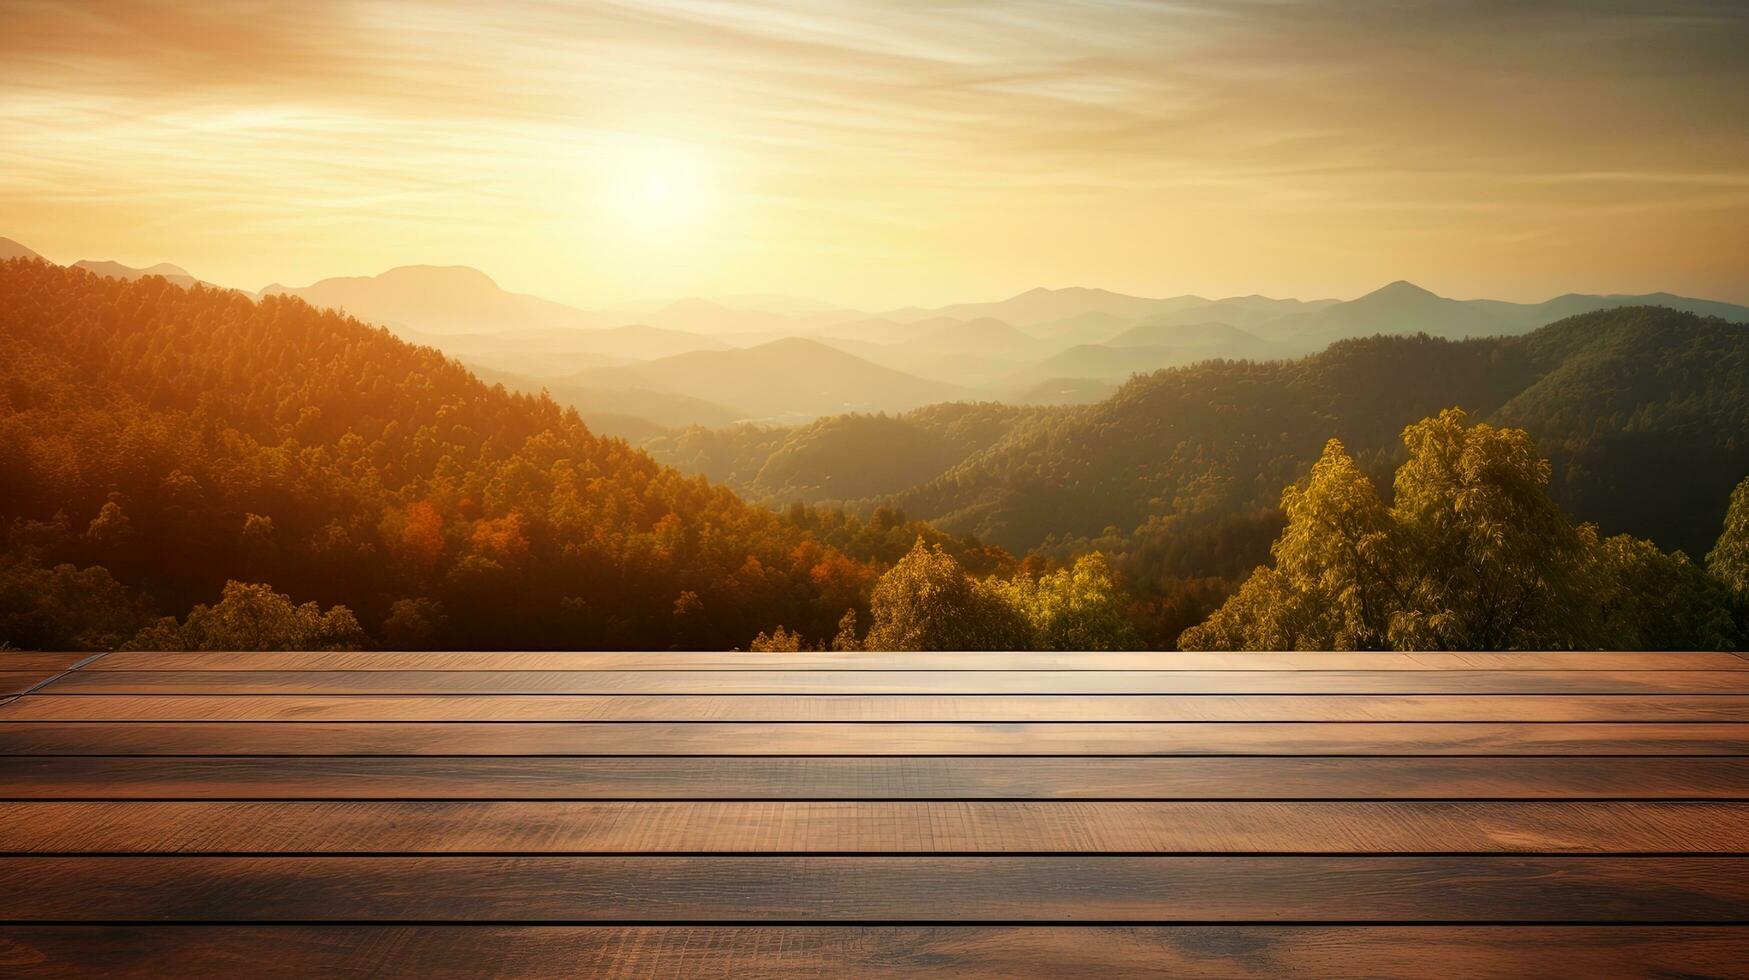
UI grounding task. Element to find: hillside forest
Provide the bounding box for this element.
[3,258,1747,651]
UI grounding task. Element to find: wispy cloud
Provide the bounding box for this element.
[2,0,1745,305]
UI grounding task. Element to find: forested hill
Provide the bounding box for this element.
[0,259,894,649]
[644,402,1050,504]
[895,306,1747,562]
[1494,307,1749,554]
[651,306,1747,575]
[888,330,1537,554]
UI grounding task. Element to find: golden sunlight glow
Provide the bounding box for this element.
[0,2,1744,306]
[600,142,717,241]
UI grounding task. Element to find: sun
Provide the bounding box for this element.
[600,142,716,240]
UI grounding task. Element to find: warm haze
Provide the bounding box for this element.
[3,0,1746,308]
[5,3,1749,971]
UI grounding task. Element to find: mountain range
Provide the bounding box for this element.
[646,306,1749,582]
[11,235,1749,436]
[6,240,1748,652]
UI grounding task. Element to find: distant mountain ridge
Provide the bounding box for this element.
[71,260,203,289]
[0,237,43,261]
[887,286,1213,328]
[9,234,1749,437]
[1258,280,1508,350]
[564,336,972,425]
[262,265,606,336]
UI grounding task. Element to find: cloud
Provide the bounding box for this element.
[0,0,1744,304]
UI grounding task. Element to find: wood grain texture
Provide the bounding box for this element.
[5,651,1746,974]
[2,801,1742,854]
[6,856,1746,921]
[12,693,1749,722]
[6,756,1745,800]
[0,654,91,672]
[83,651,1749,671]
[38,668,1749,695]
[6,721,1748,756]
[0,671,59,695]
[3,925,1744,979]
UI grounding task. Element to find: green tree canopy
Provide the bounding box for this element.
[994,552,1139,651]
[1183,408,1742,651]
[0,555,152,652]
[1709,475,1749,601]
[864,540,1029,651]
[1593,534,1738,651]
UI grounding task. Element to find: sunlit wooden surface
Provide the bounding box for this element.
[2,651,1746,977]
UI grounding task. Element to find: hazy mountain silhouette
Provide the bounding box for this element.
[1470,291,1749,329]
[903,317,1049,356]
[814,336,1031,386]
[567,337,970,423]
[397,323,729,376]
[1025,310,1135,345]
[1008,342,1239,385]
[1105,319,1286,354]
[15,234,1749,436]
[1128,298,1336,334]
[264,265,604,335]
[710,294,862,317]
[1247,281,1749,351]
[894,286,1211,328]
[821,315,969,345]
[72,259,204,289]
[470,364,740,437]
[1261,280,1508,350]
[1005,323,1290,386]
[638,297,844,337]
[0,237,42,261]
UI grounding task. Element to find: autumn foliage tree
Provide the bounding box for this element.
[126,581,365,652]
[0,259,890,650]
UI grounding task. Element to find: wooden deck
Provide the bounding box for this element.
[1,651,1746,976]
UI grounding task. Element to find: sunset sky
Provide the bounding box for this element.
[3,0,1746,308]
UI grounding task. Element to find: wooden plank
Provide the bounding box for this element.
[3,925,1744,979]
[5,756,1744,800]
[5,721,1748,757]
[82,651,1749,671]
[0,671,58,695]
[5,856,1746,921]
[1,801,1742,854]
[37,669,1749,695]
[0,653,90,671]
[12,693,1749,722]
